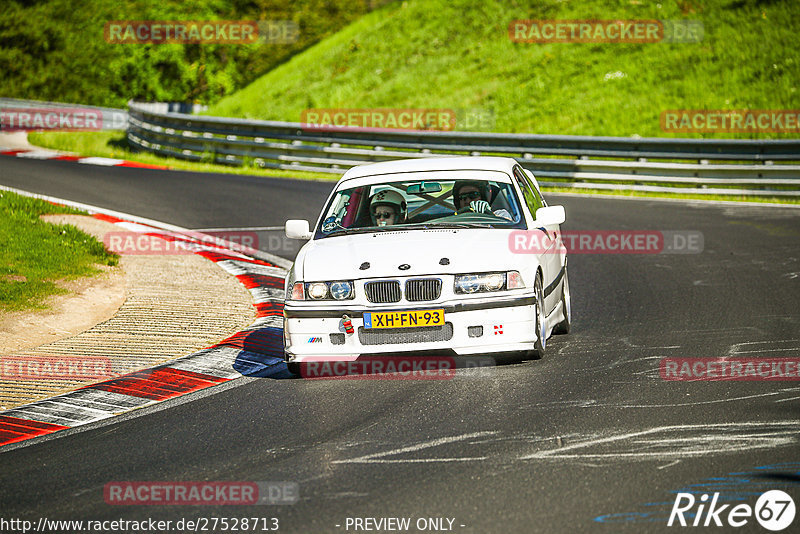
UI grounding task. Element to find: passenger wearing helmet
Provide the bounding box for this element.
[452,180,512,220]
[369,189,407,226]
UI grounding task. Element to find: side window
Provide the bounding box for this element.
[530,181,546,210]
[513,166,543,216]
[523,169,548,209]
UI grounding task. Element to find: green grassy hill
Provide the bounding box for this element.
[0,0,379,107]
[207,0,800,138]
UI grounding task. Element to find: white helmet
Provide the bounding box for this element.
[370,189,407,223]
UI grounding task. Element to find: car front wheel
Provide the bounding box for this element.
[286,357,302,376]
[529,273,546,360]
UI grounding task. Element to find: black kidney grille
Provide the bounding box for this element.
[365,280,402,303]
[405,279,442,302]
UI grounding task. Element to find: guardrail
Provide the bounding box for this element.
[127,103,800,197]
[127,101,208,115]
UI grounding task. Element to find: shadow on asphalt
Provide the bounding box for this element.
[230,327,295,379]
[230,327,539,380]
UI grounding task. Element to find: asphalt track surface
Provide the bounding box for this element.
[1,157,799,533]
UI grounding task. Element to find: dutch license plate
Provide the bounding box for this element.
[363,309,445,329]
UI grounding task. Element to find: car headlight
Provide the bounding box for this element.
[484,273,505,291]
[329,281,353,300]
[454,271,524,294]
[307,282,329,300]
[300,281,355,301]
[456,274,482,294]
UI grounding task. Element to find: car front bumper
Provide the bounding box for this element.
[283,294,538,362]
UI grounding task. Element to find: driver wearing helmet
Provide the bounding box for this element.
[369,189,407,226]
[452,180,512,220]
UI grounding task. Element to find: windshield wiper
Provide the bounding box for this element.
[323,226,398,236]
[423,222,493,229]
[324,227,351,236]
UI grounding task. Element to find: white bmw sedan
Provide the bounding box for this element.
[283,156,570,370]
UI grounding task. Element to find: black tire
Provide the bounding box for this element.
[286,360,302,376]
[553,266,571,335]
[529,273,546,360]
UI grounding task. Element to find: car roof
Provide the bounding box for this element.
[338,156,519,183]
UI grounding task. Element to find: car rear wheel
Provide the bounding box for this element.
[553,266,571,335]
[529,273,546,360]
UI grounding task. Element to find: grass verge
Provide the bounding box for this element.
[0,190,119,312]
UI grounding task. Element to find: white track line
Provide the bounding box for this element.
[520,421,800,460]
[332,431,497,464]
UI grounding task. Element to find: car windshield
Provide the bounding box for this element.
[315,177,526,238]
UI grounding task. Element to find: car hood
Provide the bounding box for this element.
[299,229,523,280]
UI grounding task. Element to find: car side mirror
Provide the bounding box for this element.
[285,219,313,239]
[534,206,566,226]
